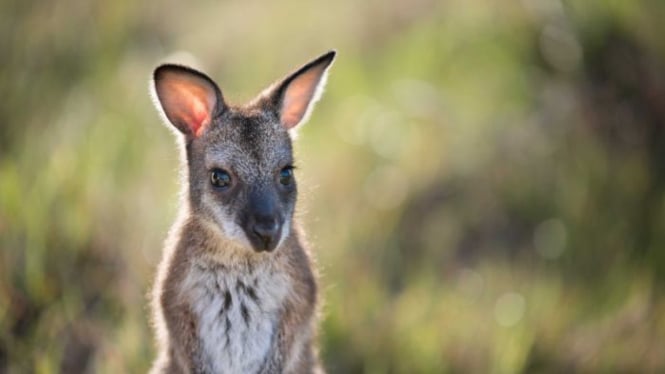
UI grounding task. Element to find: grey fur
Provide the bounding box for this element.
[149,51,335,374]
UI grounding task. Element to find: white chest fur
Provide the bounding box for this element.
[182,259,291,373]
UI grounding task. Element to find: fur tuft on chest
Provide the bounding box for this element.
[182,261,291,374]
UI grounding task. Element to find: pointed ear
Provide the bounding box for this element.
[268,50,336,130]
[151,64,225,137]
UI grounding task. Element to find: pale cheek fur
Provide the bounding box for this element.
[201,194,252,249]
[276,220,290,249]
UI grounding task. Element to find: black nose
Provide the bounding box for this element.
[250,218,280,252]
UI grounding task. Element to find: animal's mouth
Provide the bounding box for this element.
[248,236,279,252]
[246,221,282,253]
[254,240,277,252]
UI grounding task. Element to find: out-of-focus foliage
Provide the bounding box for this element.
[2,0,665,372]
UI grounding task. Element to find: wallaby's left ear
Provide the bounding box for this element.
[267,50,336,130]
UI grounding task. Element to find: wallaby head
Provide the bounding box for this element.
[151,51,335,253]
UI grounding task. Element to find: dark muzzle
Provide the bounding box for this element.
[243,189,283,252]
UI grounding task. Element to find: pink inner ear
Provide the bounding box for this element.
[178,86,211,136]
[158,75,215,137]
[282,86,310,128]
[281,68,325,129]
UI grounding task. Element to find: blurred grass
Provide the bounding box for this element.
[2,0,665,372]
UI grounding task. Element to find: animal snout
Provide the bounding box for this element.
[249,216,281,252]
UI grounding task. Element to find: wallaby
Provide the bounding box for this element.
[148,51,336,374]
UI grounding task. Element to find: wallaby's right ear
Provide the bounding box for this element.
[151,64,225,138]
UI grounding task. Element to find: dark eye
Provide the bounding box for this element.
[279,166,294,186]
[210,169,231,188]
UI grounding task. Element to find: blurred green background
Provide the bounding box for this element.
[2,0,665,372]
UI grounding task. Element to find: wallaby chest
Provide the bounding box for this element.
[182,259,291,373]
